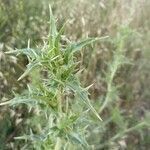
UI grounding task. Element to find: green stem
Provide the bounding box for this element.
[58,87,62,113]
[99,38,124,113]
[54,137,62,150]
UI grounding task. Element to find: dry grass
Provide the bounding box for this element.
[0,0,149,149]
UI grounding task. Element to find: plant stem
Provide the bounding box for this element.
[58,87,63,113]
[99,36,124,113]
[54,137,62,150]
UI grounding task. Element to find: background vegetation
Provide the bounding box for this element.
[0,0,150,149]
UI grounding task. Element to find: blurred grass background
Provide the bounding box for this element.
[0,0,150,149]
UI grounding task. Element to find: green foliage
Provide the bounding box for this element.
[0,0,149,150]
[86,26,149,149]
[0,6,108,149]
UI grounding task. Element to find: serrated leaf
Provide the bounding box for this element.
[68,132,88,147]
[0,97,38,106]
[67,81,102,121]
[112,107,126,129]
[6,48,40,60]
[68,36,108,53]
[64,36,108,65]
[18,61,41,81]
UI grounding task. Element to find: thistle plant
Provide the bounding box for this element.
[95,26,149,149]
[0,6,109,149]
[99,26,132,113]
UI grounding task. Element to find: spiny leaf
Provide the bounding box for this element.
[6,48,40,60]
[68,36,109,53]
[0,97,38,106]
[54,22,67,49]
[64,36,108,65]
[18,61,41,81]
[67,81,102,121]
[49,5,57,47]
[68,132,88,147]
[15,134,46,142]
